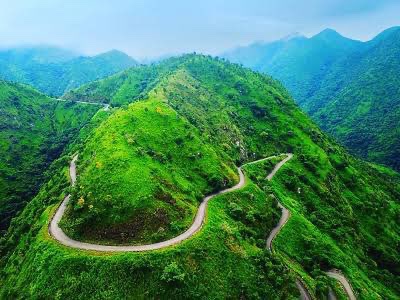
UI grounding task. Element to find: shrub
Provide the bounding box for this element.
[161,262,186,284]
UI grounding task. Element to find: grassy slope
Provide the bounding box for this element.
[0,55,399,299]
[60,98,237,244]
[0,81,100,232]
[62,57,187,106]
[271,158,399,299]
[1,143,296,299]
[243,150,400,299]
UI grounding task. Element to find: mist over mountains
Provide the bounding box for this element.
[0,47,137,96]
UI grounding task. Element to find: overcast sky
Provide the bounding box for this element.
[0,0,399,59]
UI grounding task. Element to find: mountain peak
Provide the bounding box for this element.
[97,49,130,58]
[93,50,138,65]
[313,28,343,39]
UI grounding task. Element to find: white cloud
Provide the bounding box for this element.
[0,0,398,58]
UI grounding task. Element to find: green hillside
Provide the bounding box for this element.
[1,55,399,299]
[308,28,400,171]
[60,98,237,244]
[223,27,400,171]
[0,47,137,96]
[222,29,361,103]
[0,81,100,233]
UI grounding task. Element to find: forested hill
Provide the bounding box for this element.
[0,47,137,96]
[309,27,400,171]
[222,29,362,103]
[222,27,400,171]
[1,55,399,299]
[0,80,100,233]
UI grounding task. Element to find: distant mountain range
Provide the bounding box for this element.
[223,26,400,171]
[0,46,138,96]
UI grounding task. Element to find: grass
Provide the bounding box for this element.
[1,153,298,299]
[60,97,237,245]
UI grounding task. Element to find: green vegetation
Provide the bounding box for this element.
[310,28,400,172]
[0,55,399,299]
[61,98,237,244]
[0,47,137,96]
[223,26,400,172]
[269,154,400,299]
[222,29,361,104]
[1,149,297,299]
[0,80,100,233]
[62,56,190,106]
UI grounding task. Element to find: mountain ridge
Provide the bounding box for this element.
[222,26,400,171]
[0,46,138,96]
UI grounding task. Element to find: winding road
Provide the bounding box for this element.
[296,280,313,300]
[266,201,290,251]
[49,154,290,252]
[54,98,110,110]
[262,154,313,300]
[264,154,356,300]
[50,152,356,299]
[326,270,356,300]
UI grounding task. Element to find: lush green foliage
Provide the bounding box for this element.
[1,152,297,299]
[0,81,100,233]
[0,55,399,299]
[223,27,400,171]
[256,152,400,299]
[61,98,237,244]
[0,47,137,96]
[222,29,361,103]
[310,28,400,171]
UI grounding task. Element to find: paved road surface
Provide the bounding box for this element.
[54,98,110,110]
[264,153,355,300]
[266,202,290,251]
[326,270,356,300]
[296,280,313,300]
